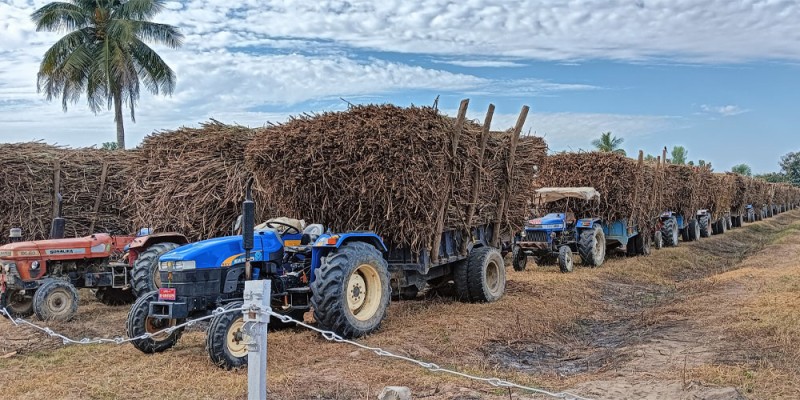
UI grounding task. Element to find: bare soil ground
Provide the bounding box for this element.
[2,211,799,400]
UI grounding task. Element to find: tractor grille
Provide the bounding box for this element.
[524,230,549,243]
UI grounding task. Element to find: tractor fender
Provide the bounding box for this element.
[576,218,601,231]
[128,233,189,252]
[310,233,387,282]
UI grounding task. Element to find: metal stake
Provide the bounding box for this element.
[243,280,271,400]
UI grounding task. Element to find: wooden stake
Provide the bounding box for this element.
[89,162,109,233]
[431,99,468,263]
[492,105,529,247]
[52,161,61,218]
[461,104,494,255]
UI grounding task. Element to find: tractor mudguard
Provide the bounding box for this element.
[310,233,387,281]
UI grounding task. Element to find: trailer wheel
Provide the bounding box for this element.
[578,226,606,267]
[95,287,136,306]
[465,247,506,303]
[661,217,679,247]
[126,291,184,353]
[311,241,390,338]
[131,242,181,296]
[1,289,34,318]
[511,245,527,271]
[558,246,574,273]
[207,301,247,369]
[33,279,78,321]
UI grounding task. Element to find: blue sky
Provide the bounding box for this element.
[1,0,798,173]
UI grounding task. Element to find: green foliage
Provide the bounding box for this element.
[756,172,789,183]
[592,132,626,156]
[670,146,687,165]
[731,164,752,176]
[32,0,183,148]
[780,151,800,186]
[644,154,657,162]
[101,142,119,150]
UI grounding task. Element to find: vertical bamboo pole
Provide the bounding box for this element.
[492,105,529,247]
[461,104,494,255]
[431,99,468,263]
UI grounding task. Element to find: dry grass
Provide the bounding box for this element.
[2,211,800,399]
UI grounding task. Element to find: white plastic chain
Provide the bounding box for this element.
[1,306,592,400]
[0,306,245,345]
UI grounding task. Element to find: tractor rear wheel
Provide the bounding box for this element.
[465,247,506,303]
[95,287,136,306]
[699,215,711,237]
[558,246,574,273]
[207,301,247,369]
[310,241,390,338]
[511,245,527,271]
[33,279,78,321]
[1,289,34,318]
[131,242,181,296]
[661,217,679,247]
[127,291,184,354]
[578,226,606,267]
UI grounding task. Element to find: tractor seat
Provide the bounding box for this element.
[301,224,325,245]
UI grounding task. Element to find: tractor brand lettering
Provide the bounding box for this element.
[0,251,12,257]
[45,248,86,255]
[221,251,263,267]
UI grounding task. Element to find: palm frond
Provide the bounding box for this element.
[114,0,166,21]
[31,2,90,32]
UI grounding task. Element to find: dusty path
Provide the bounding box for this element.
[1,211,799,399]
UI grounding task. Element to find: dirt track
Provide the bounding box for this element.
[1,211,800,400]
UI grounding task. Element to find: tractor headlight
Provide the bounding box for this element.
[30,261,39,270]
[2,263,11,273]
[521,230,527,238]
[160,260,195,271]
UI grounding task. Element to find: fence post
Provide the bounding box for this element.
[243,280,271,400]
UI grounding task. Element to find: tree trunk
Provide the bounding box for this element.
[113,90,125,149]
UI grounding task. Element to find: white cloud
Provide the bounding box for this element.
[470,110,678,151]
[437,60,527,68]
[700,104,749,116]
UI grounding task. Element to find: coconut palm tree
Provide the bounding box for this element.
[32,0,183,149]
[592,132,626,155]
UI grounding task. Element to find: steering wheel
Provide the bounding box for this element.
[264,221,300,235]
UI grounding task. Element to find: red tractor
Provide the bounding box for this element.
[0,197,187,321]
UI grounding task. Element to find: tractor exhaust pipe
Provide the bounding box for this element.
[50,193,65,239]
[243,178,255,280]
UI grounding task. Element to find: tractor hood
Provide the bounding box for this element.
[159,230,283,269]
[0,233,128,260]
[526,213,565,228]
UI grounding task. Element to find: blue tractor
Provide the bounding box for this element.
[512,187,608,273]
[127,179,507,369]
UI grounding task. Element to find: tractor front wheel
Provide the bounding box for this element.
[511,245,527,271]
[310,242,390,338]
[558,246,574,273]
[126,291,184,353]
[131,242,181,296]
[578,226,606,267]
[33,279,78,321]
[699,215,711,238]
[1,289,34,318]
[207,301,248,369]
[95,287,136,306]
